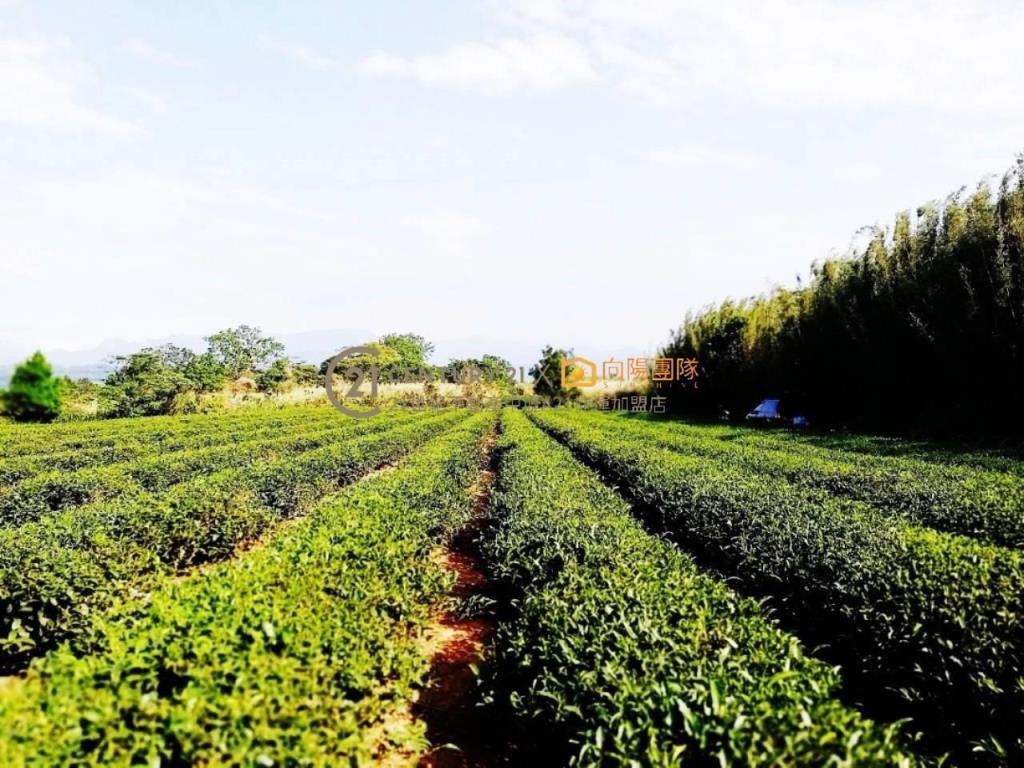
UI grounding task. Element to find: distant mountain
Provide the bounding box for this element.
[278,328,374,364]
[0,329,372,387]
[0,361,115,388]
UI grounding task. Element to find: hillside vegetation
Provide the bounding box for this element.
[662,157,1024,437]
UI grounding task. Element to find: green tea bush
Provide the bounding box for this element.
[0,406,345,485]
[0,410,464,671]
[532,409,1024,762]
[0,400,338,460]
[593,411,1024,548]
[0,413,494,765]
[0,410,405,524]
[485,410,915,766]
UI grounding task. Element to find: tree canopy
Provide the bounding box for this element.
[0,352,61,423]
[661,157,1024,437]
[530,345,578,402]
[206,326,285,377]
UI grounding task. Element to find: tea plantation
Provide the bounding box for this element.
[0,404,1020,766]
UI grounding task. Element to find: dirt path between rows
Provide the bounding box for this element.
[414,434,503,767]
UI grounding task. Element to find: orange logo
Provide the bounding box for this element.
[560,356,598,388]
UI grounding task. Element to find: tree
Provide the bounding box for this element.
[378,333,436,381]
[321,333,440,383]
[379,332,434,363]
[444,359,482,384]
[256,358,290,394]
[658,155,1024,437]
[57,377,102,401]
[182,352,227,393]
[319,342,401,383]
[205,325,285,377]
[0,352,61,422]
[102,351,189,417]
[292,362,321,388]
[445,355,514,387]
[129,345,226,394]
[479,354,515,386]
[146,344,196,369]
[530,345,578,402]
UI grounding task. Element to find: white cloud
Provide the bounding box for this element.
[259,35,338,71]
[375,0,1024,113]
[0,37,137,134]
[359,32,597,92]
[120,38,191,68]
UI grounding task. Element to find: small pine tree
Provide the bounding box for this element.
[529,345,579,403]
[1,351,61,423]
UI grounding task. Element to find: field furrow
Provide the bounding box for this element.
[0,402,343,460]
[0,409,467,672]
[0,412,495,766]
[0,408,426,525]
[590,411,1024,547]
[0,406,348,485]
[530,408,1024,763]
[482,410,915,765]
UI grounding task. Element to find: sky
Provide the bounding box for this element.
[1,0,1022,365]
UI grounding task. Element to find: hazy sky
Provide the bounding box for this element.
[2,0,1022,360]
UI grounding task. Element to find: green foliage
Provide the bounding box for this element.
[487,410,915,766]
[445,354,514,388]
[145,343,196,369]
[321,340,398,378]
[0,401,338,467]
[291,361,320,387]
[0,352,61,423]
[0,410,361,524]
[205,325,285,377]
[598,411,1024,547]
[0,409,464,671]
[379,331,434,366]
[182,351,227,392]
[102,351,190,417]
[102,346,226,417]
[56,376,101,402]
[255,358,290,393]
[662,157,1024,437]
[529,344,579,402]
[320,333,442,384]
[0,412,492,764]
[532,409,1024,763]
[377,332,437,382]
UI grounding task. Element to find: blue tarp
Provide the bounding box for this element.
[748,399,781,418]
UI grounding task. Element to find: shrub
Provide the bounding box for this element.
[486,410,915,765]
[0,413,494,764]
[532,409,1024,762]
[102,351,190,417]
[256,358,290,393]
[529,345,579,403]
[0,352,61,423]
